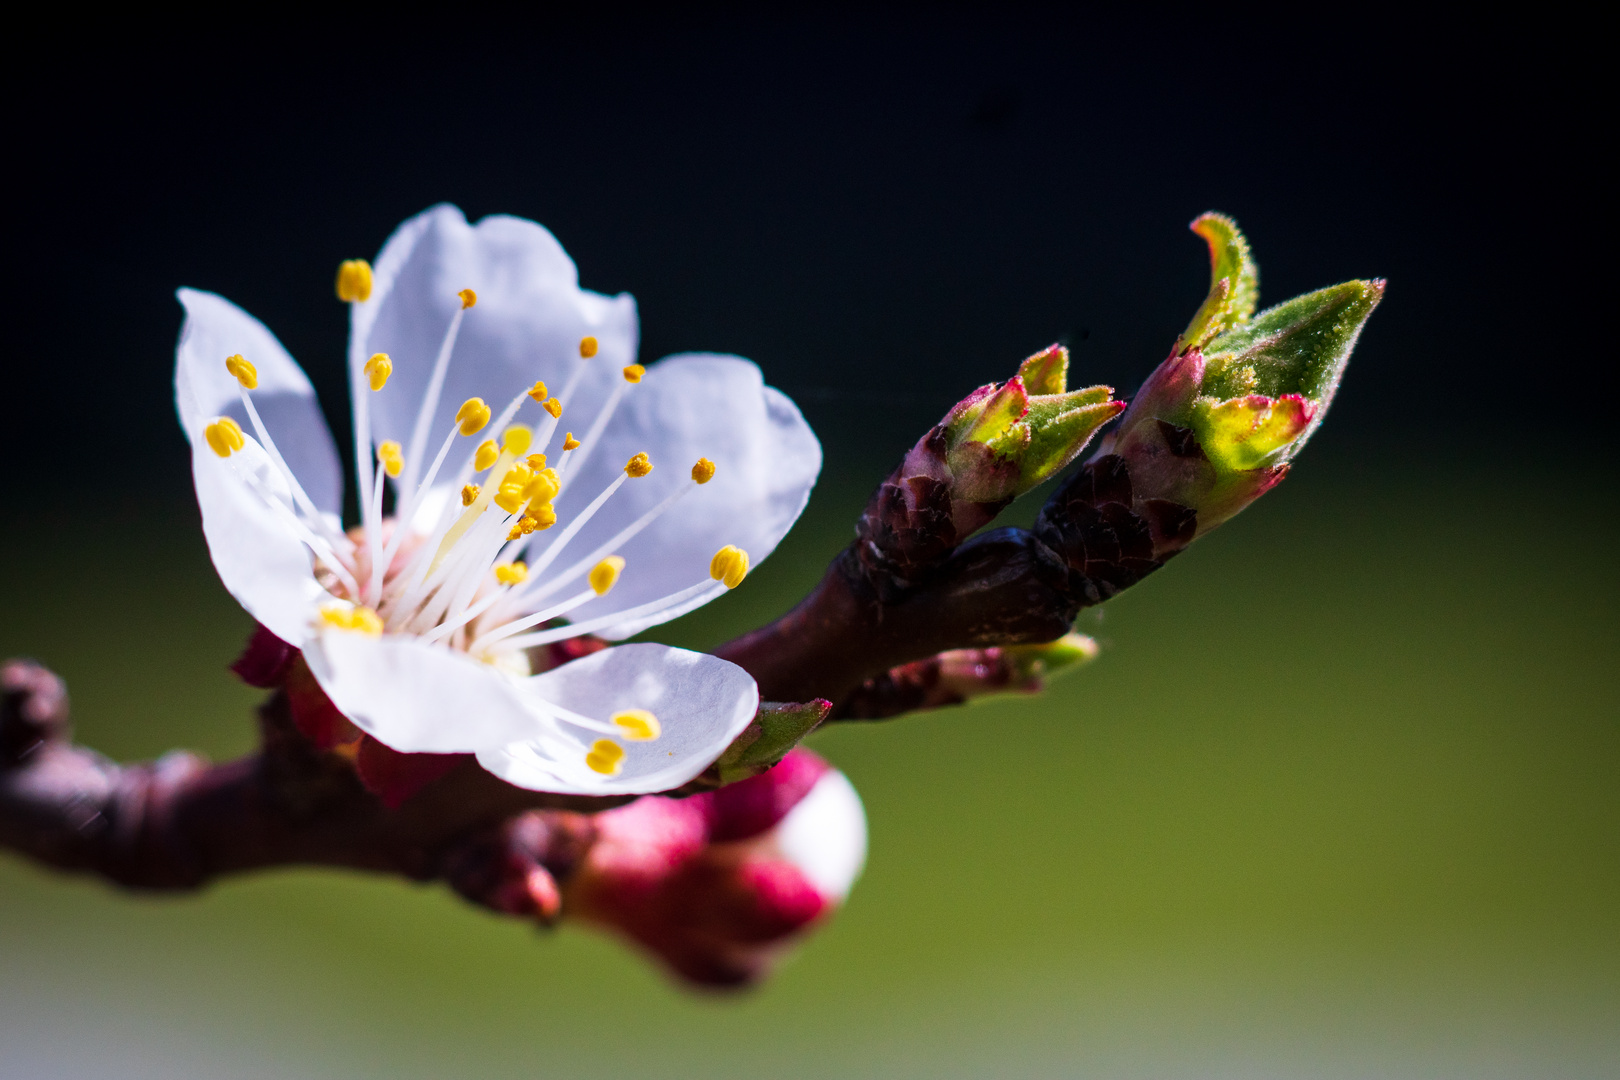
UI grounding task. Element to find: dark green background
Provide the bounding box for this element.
[2,11,1611,1078]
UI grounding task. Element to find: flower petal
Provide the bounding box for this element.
[536,354,821,638]
[175,288,343,515]
[774,768,868,901]
[477,643,759,795]
[190,435,328,647]
[353,204,637,492]
[303,630,546,754]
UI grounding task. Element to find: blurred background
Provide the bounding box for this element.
[1,10,1612,1078]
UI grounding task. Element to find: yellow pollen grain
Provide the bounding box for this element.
[527,380,548,403]
[585,739,625,775]
[543,398,562,419]
[622,364,645,384]
[378,440,404,478]
[589,555,626,596]
[579,335,599,358]
[562,432,581,451]
[612,709,661,741]
[502,425,533,455]
[527,504,556,531]
[495,561,528,586]
[319,601,383,635]
[364,353,393,391]
[457,397,492,436]
[691,457,716,484]
[204,417,245,458]
[624,452,653,478]
[336,259,373,302]
[474,440,499,471]
[710,545,750,589]
[461,483,481,506]
[225,354,258,390]
[458,288,478,309]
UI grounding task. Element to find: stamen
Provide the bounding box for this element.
[495,578,722,651]
[543,398,562,419]
[458,398,492,436]
[691,457,716,484]
[474,440,499,470]
[625,452,653,478]
[579,336,598,358]
[589,556,625,596]
[461,484,480,506]
[378,440,404,478]
[205,417,244,458]
[464,584,600,654]
[585,739,624,776]
[622,364,645,383]
[509,476,693,607]
[364,353,393,391]
[562,433,581,451]
[612,709,660,741]
[495,561,528,586]
[710,545,750,589]
[335,260,373,303]
[526,453,548,470]
[528,380,548,402]
[402,296,475,495]
[225,354,258,389]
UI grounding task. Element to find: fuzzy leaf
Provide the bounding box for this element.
[1016,345,1069,395]
[1177,212,1260,352]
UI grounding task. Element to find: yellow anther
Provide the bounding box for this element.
[336,259,373,302]
[589,555,626,596]
[507,523,524,541]
[543,398,563,419]
[562,432,581,452]
[579,335,599,358]
[624,452,653,478]
[364,353,393,391]
[612,709,661,742]
[494,464,533,514]
[527,380,548,403]
[523,468,560,507]
[474,440,499,471]
[458,288,477,309]
[526,453,548,470]
[204,417,245,458]
[692,457,716,484]
[378,440,404,478]
[502,425,533,455]
[494,561,528,586]
[527,504,557,531]
[457,397,492,436]
[585,739,625,775]
[709,545,750,589]
[224,354,258,390]
[622,364,645,383]
[318,601,383,635]
[504,461,536,486]
[461,483,480,506]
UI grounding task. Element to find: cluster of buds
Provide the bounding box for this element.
[1029,214,1382,603]
[856,344,1125,591]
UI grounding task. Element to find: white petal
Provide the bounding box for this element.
[353,204,637,486]
[175,288,343,514]
[303,630,546,753]
[537,354,821,638]
[774,769,868,901]
[476,643,759,795]
[190,436,327,647]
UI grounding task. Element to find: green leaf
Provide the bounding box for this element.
[1201,279,1384,403]
[713,700,831,784]
[1177,212,1260,352]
